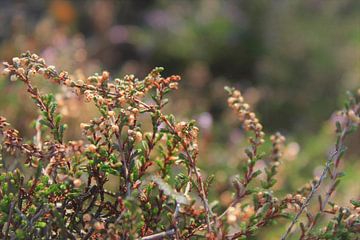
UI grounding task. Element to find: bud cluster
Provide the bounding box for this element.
[227,89,265,148]
[270,132,286,163]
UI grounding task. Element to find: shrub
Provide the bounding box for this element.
[0,52,359,239]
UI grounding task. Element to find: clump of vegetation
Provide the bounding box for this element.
[0,52,359,239]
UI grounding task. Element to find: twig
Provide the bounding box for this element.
[303,108,358,237]
[3,201,15,240]
[141,229,176,240]
[281,117,353,240]
[160,115,213,233]
[280,150,337,240]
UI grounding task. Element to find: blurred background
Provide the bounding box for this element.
[0,0,359,238]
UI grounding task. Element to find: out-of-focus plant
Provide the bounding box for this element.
[0,52,359,239]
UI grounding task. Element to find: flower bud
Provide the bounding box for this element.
[87,144,97,153]
[17,67,25,75]
[77,80,84,87]
[80,123,89,129]
[73,178,82,188]
[134,131,142,143]
[169,82,178,89]
[94,221,105,231]
[102,71,109,81]
[2,68,10,76]
[27,69,36,78]
[10,75,17,82]
[348,110,360,123]
[111,124,119,133]
[12,57,20,65]
[83,213,92,222]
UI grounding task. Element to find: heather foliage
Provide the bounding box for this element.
[0,52,359,239]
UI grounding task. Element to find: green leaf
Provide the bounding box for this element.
[245,148,253,159]
[39,119,51,128]
[252,170,262,178]
[55,114,62,127]
[256,202,270,219]
[35,221,47,229]
[206,174,215,187]
[335,121,342,133]
[350,199,360,208]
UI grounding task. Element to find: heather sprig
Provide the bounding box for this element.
[0,52,358,239]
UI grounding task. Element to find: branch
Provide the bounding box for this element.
[141,229,176,240]
[4,201,15,240]
[281,110,356,240]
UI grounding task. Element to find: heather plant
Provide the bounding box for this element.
[0,52,359,239]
